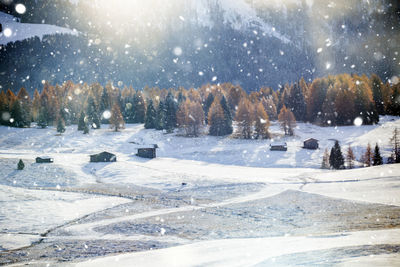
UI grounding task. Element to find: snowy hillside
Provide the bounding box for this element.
[0,11,77,45]
[1,117,400,265]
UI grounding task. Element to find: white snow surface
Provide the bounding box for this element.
[0,116,400,263]
[0,184,129,250]
[77,228,400,267]
[0,11,77,45]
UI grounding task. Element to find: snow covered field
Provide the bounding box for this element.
[0,116,400,266]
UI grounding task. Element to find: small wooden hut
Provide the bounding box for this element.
[90,152,116,162]
[35,157,54,163]
[303,138,319,150]
[270,143,287,151]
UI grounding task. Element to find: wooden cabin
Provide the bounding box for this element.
[303,138,319,150]
[35,157,54,163]
[90,151,116,162]
[137,148,156,159]
[270,142,287,151]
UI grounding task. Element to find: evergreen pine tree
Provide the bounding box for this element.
[17,159,24,170]
[387,84,400,116]
[86,95,100,129]
[288,83,307,121]
[373,143,383,166]
[208,99,228,136]
[83,122,89,134]
[92,114,101,129]
[204,93,214,124]
[37,107,48,128]
[16,87,31,126]
[99,87,111,124]
[123,102,135,123]
[155,101,165,130]
[164,92,178,132]
[78,111,86,131]
[57,118,66,134]
[329,141,344,169]
[132,92,146,123]
[220,96,233,135]
[59,106,70,126]
[144,100,157,129]
[10,100,24,128]
[177,91,186,104]
[370,74,385,115]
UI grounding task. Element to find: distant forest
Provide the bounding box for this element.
[1,73,399,139]
[0,29,312,95]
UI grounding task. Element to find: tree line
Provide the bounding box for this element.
[0,73,399,138]
[322,128,400,170]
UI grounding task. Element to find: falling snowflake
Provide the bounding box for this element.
[326,62,331,70]
[354,117,363,127]
[102,110,111,120]
[173,47,183,56]
[3,28,12,37]
[15,3,26,14]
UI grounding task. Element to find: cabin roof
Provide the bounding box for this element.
[270,142,287,146]
[90,151,115,157]
[304,138,319,142]
[131,144,158,149]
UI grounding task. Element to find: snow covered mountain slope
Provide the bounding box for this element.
[183,0,291,43]
[0,11,77,45]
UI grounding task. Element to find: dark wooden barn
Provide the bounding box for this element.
[303,138,319,150]
[137,148,156,159]
[35,157,54,163]
[90,152,116,162]
[270,143,287,151]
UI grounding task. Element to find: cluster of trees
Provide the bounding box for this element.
[283,73,399,126]
[322,129,400,169]
[0,73,399,138]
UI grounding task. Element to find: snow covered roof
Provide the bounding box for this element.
[0,11,78,45]
[304,138,319,142]
[270,142,287,146]
[130,143,158,149]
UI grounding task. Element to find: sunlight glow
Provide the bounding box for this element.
[83,0,186,46]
